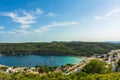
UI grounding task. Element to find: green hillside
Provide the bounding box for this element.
[0,42,120,56]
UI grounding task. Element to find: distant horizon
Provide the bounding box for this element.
[0,0,120,42]
[0,40,120,43]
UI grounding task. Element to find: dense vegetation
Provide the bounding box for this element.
[0,42,120,56]
[82,60,112,74]
[1,71,120,80]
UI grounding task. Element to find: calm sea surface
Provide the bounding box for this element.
[0,54,83,67]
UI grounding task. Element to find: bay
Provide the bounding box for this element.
[0,54,83,67]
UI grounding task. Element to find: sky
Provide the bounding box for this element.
[0,0,120,42]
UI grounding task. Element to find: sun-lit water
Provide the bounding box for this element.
[0,54,83,67]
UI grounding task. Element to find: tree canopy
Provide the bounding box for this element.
[82,59,112,74]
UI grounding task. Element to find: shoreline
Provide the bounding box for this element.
[0,52,82,56]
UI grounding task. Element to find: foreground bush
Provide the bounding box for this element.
[82,59,112,74]
[0,71,120,80]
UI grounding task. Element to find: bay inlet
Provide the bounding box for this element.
[0,54,83,67]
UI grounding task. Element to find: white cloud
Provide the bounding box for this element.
[51,21,79,26]
[0,30,16,34]
[14,29,30,35]
[0,26,4,30]
[105,9,120,16]
[19,25,31,29]
[33,21,80,33]
[47,12,57,17]
[0,21,79,36]
[94,16,104,20]
[0,9,43,29]
[0,11,35,25]
[0,9,43,35]
[94,9,120,20]
[35,8,43,15]
[0,26,16,35]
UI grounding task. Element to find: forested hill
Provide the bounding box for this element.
[0,42,120,56]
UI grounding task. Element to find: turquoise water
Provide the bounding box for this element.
[0,55,83,67]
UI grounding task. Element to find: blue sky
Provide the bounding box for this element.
[0,0,120,42]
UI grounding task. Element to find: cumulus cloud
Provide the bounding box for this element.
[14,29,30,35]
[0,21,80,36]
[33,21,80,33]
[0,9,43,35]
[0,26,16,35]
[0,12,35,24]
[94,16,104,20]
[19,25,31,29]
[105,9,120,16]
[0,26,4,30]
[0,30,16,34]
[35,8,43,15]
[94,9,120,20]
[47,12,57,17]
[0,9,42,29]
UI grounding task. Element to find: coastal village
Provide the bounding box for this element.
[0,50,120,75]
[66,50,120,74]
